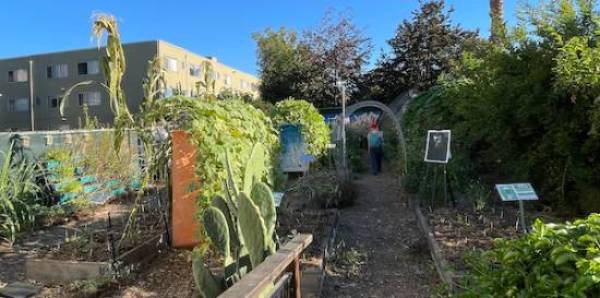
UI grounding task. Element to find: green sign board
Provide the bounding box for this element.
[495,183,538,201]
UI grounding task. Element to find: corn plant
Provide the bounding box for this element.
[194,61,217,97]
[59,13,133,151]
[0,145,40,246]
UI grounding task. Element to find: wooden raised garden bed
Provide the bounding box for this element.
[16,190,169,285]
[413,196,559,290]
[220,234,313,298]
[277,192,340,298]
[25,234,165,284]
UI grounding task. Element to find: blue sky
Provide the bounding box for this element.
[0,0,519,75]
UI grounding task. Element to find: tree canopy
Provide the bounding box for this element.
[254,11,371,107]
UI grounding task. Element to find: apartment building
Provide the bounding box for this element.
[0,40,259,131]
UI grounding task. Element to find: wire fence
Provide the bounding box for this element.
[0,129,144,204]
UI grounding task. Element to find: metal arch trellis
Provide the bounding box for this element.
[345,100,409,175]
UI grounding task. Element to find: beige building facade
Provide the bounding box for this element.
[0,40,259,131]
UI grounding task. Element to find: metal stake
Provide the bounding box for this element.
[443,165,448,206]
[518,200,528,233]
[431,166,437,210]
[28,60,35,131]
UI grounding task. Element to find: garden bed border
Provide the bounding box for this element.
[410,196,458,291]
[300,209,339,298]
[25,234,165,284]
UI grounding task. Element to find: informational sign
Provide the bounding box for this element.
[495,183,539,201]
[424,130,451,163]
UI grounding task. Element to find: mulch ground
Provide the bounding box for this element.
[322,172,438,297]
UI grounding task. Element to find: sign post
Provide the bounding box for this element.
[495,183,539,233]
[423,130,452,209]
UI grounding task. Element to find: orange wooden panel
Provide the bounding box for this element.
[171,130,201,249]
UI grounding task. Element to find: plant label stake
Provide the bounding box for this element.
[107,212,117,262]
[495,183,539,233]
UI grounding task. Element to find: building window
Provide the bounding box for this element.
[77,60,100,75]
[47,64,69,78]
[8,69,28,82]
[8,98,29,112]
[224,75,232,86]
[48,96,64,109]
[165,57,178,72]
[78,92,101,106]
[190,65,201,77]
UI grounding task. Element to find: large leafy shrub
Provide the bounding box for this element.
[146,96,278,204]
[459,214,600,297]
[402,87,475,195]
[403,0,600,213]
[272,98,330,157]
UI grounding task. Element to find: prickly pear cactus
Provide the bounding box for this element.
[243,143,266,194]
[250,181,277,252]
[225,151,239,197]
[238,192,268,268]
[202,207,232,264]
[211,195,239,254]
[194,143,278,296]
[192,248,224,298]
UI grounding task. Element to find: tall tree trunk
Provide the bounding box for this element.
[490,0,505,45]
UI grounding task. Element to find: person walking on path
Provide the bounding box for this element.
[367,122,384,175]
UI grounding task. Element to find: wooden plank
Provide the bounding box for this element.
[25,259,110,284]
[289,256,301,298]
[219,234,312,298]
[413,200,457,290]
[117,234,163,265]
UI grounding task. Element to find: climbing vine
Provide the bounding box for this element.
[272,98,330,158]
[145,97,279,205]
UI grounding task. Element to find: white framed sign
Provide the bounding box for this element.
[424,130,451,164]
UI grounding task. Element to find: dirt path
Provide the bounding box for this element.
[323,173,437,297]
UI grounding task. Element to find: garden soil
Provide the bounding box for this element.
[323,172,438,297]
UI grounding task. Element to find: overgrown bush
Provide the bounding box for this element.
[146,96,279,205]
[403,87,475,196]
[272,98,330,158]
[403,0,600,213]
[458,214,600,297]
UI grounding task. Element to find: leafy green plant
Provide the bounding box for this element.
[345,129,366,173]
[145,96,279,204]
[466,180,491,213]
[192,143,277,298]
[458,214,600,297]
[0,146,40,245]
[400,1,600,213]
[272,98,330,158]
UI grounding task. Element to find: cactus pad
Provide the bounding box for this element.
[238,192,267,268]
